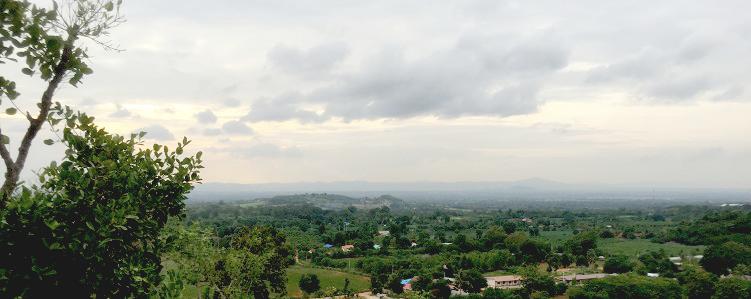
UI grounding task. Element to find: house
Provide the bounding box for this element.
[341,244,354,252]
[401,278,413,291]
[558,273,612,285]
[373,244,382,250]
[411,242,418,247]
[486,275,523,289]
[647,273,660,278]
[323,244,334,249]
[378,230,390,236]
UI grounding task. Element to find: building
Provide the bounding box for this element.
[378,230,390,236]
[341,244,354,252]
[486,275,523,289]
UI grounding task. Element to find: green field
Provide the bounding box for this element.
[598,239,705,257]
[285,265,370,297]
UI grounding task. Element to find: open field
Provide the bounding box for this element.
[598,239,705,257]
[285,265,370,298]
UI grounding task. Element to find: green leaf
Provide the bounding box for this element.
[5,108,17,115]
[0,135,9,145]
[104,2,114,11]
[43,139,54,145]
[21,68,34,76]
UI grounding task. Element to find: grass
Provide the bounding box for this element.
[598,239,705,257]
[285,264,370,298]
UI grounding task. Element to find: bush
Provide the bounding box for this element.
[566,274,682,299]
[299,273,321,294]
[603,255,634,274]
[0,118,201,297]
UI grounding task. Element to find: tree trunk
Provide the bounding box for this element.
[0,45,72,207]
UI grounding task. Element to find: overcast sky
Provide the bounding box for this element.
[2,0,751,188]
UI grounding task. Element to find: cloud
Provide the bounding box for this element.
[232,143,303,159]
[243,93,327,123]
[195,109,218,124]
[249,35,568,122]
[109,104,131,118]
[221,120,254,135]
[136,124,174,141]
[203,128,222,136]
[268,42,349,76]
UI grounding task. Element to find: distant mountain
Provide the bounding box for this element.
[257,193,406,210]
[188,179,751,203]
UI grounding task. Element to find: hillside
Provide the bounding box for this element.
[260,193,406,210]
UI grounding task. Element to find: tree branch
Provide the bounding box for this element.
[0,44,73,204]
[0,128,14,169]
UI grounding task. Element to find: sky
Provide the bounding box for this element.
[2,0,751,188]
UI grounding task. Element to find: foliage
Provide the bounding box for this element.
[701,241,751,275]
[0,0,124,202]
[638,250,678,277]
[520,266,556,297]
[712,277,751,299]
[603,255,634,274]
[456,269,486,293]
[566,274,682,299]
[299,273,320,294]
[677,265,717,299]
[0,115,202,297]
[669,211,751,246]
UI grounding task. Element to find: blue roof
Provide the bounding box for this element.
[323,244,333,248]
[400,278,412,285]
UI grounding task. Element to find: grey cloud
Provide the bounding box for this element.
[223,98,241,107]
[195,109,218,124]
[222,120,254,135]
[253,35,568,122]
[136,124,174,141]
[109,104,131,118]
[646,75,712,101]
[243,93,327,123]
[268,42,349,76]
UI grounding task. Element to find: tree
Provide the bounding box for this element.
[564,231,598,257]
[228,226,292,299]
[701,241,751,275]
[456,269,487,293]
[481,226,507,251]
[429,279,452,299]
[712,277,751,299]
[566,274,681,299]
[299,274,321,295]
[0,115,202,297]
[638,250,677,277]
[387,273,404,294]
[603,255,634,274]
[677,265,717,299]
[482,287,522,299]
[0,0,124,205]
[520,266,556,297]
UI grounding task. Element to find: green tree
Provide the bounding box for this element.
[701,241,751,275]
[520,266,556,297]
[712,277,751,299]
[228,226,292,299]
[566,274,681,299]
[677,265,717,299]
[0,0,123,204]
[0,115,202,297]
[299,273,321,295]
[603,255,634,274]
[456,269,487,293]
